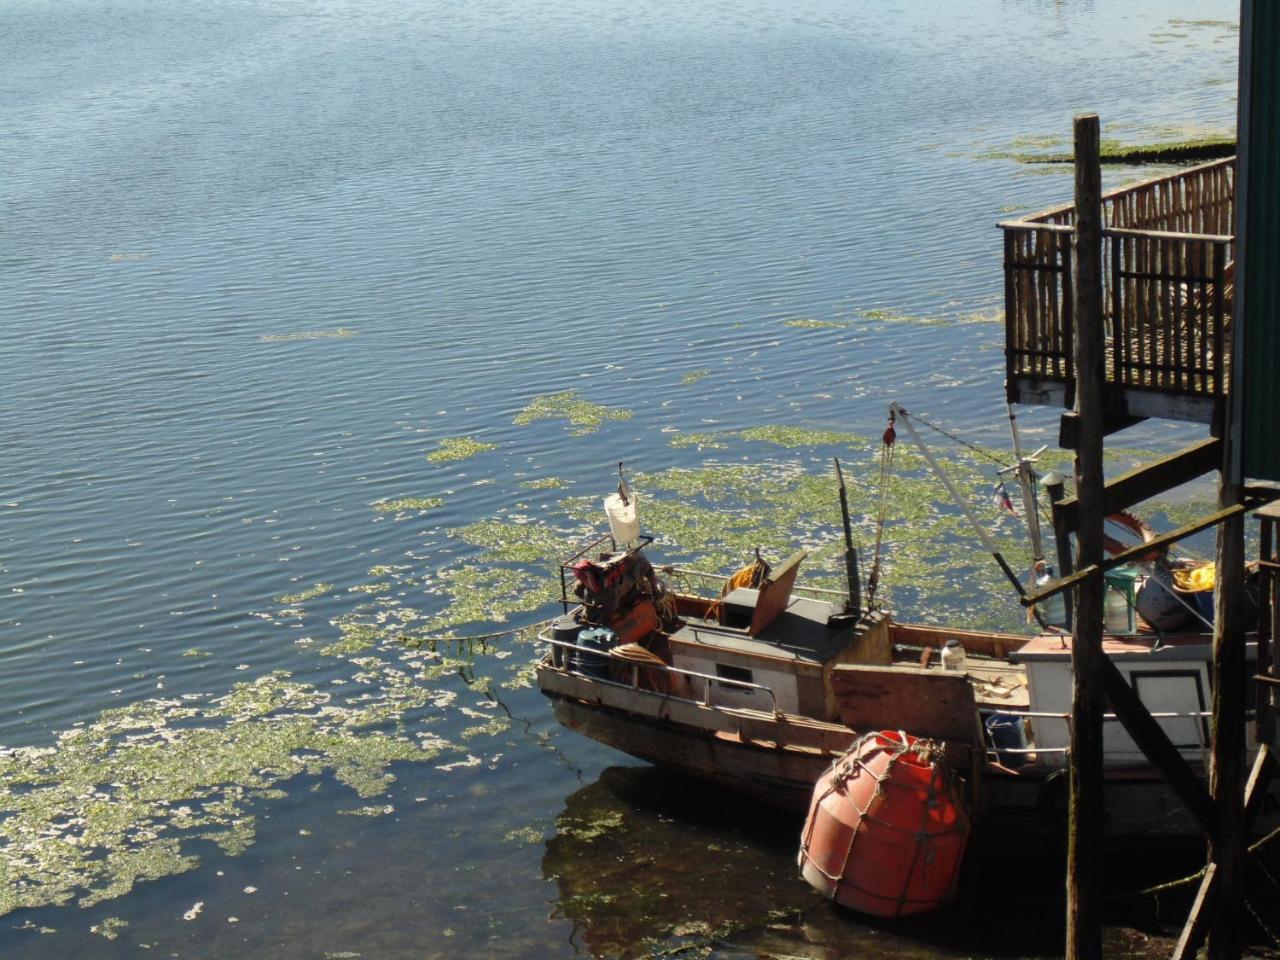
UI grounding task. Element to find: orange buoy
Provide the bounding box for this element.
[798,731,969,917]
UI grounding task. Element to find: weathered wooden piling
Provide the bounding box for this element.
[1066,112,1106,960]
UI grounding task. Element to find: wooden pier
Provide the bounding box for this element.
[998,7,1280,949]
[1001,157,1235,431]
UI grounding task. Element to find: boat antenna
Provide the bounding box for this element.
[834,457,863,616]
[889,403,1049,630]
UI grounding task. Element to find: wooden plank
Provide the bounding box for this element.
[1243,744,1274,831]
[1052,437,1222,532]
[1021,504,1247,607]
[1171,862,1219,960]
[1096,653,1217,836]
[1105,226,1234,244]
[749,549,805,637]
[827,664,979,745]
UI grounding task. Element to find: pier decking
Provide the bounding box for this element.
[1001,157,1235,426]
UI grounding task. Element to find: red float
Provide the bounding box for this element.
[798,731,969,917]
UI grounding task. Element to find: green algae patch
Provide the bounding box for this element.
[520,477,569,490]
[427,437,497,463]
[449,518,563,566]
[0,670,455,916]
[504,826,545,845]
[258,328,357,343]
[277,582,334,604]
[739,425,869,449]
[512,390,633,436]
[782,319,849,329]
[668,432,728,451]
[372,497,443,514]
[681,369,711,384]
[90,917,128,940]
[1016,135,1235,166]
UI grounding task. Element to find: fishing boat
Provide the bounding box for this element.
[536,423,1277,846]
[536,542,1275,843]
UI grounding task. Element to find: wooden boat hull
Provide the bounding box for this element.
[541,663,1280,845]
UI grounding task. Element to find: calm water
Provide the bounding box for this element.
[0,1,1239,956]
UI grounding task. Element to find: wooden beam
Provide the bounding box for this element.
[1171,862,1219,960]
[1067,111,1106,960]
[1020,504,1247,607]
[1096,653,1217,836]
[1053,438,1222,534]
[1243,744,1274,832]
[1058,408,1145,450]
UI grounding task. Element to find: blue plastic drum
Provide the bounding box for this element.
[985,713,1029,768]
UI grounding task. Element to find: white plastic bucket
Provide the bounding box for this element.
[603,492,639,544]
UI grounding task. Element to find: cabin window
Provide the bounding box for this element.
[715,663,755,692]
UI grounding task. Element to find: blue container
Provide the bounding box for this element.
[985,713,1029,769]
[1190,589,1214,623]
[570,627,616,679]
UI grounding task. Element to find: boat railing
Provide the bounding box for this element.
[542,635,781,715]
[981,708,1218,761]
[664,565,849,602]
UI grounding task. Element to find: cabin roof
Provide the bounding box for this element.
[669,588,850,664]
[1013,632,1254,662]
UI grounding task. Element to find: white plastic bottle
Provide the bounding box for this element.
[940,639,966,671]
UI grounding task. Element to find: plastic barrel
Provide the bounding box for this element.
[551,616,583,669]
[985,713,1029,768]
[1135,566,1191,631]
[571,627,616,679]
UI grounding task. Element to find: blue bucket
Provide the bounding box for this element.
[985,713,1029,768]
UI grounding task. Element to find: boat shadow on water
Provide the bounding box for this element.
[541,766,1212,960]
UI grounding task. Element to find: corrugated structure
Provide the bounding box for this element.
[1241,1,1280,481]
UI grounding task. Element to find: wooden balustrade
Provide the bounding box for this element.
[1001,157,1235,420]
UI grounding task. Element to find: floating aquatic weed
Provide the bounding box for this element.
[503,826,545,845]
[738,425,869,449]
[681,369,711,384]
[182,648,212,658]
[90,917,128,940]
[858,308,902,322]
[413,564,559,636]
[501,662,540,691]
[448,518,563,566]
[461,717,511,740]
[1169,17,1236,30]
[348,582,390,595]
[323,617,398,657]
[276,582,334,604]
[371,497,443,514]
[782,319,849,329]
[0,669,457,916]
[427,437,497,462]
[668,432,728,450]
[337,805,394,818]
[520,477,569,490]
[257,328,357,343]
[512,390,633,436]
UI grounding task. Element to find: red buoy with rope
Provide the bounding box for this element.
[798,731,970,917]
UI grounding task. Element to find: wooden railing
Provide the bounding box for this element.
[1002,157,1235,410]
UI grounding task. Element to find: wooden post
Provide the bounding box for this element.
[1203,5,1253,951]
[1067,113,1106,960]
[1205,366,1246,960]
[1260,514,1276,745]
[1045,471,1074,631]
